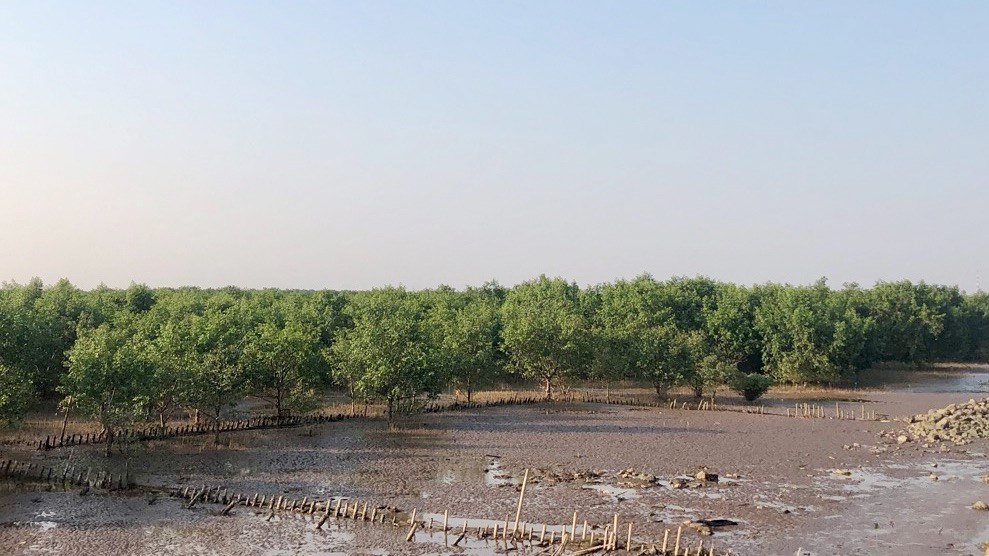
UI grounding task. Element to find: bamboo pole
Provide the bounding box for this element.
[513,468,530,534]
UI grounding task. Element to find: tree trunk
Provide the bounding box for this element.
[104,428,114,458]
[213,407,222,445]
[605,382,610,403]
[159,411,166,429]
[544,377,553,401]
[59,406,70,443]
[654,382,668,397]
[387,397,394,422]
[467,386,472,404]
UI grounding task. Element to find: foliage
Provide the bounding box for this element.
[729,372,775,402]
[60,318,154,454]
[426,287,502,403]
[0,363,33,425]
[243,321,322,416]
[329,288,441,419]
[501,276,590,399]
[1,274,988,436]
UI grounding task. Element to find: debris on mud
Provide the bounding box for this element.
[616,468,659,487]
[527,467,605,485]
[684,518,739,535]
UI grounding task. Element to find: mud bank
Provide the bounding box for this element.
[3,388,989,555]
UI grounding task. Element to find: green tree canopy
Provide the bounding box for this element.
[329,288,441,420]
[501,276,590,399]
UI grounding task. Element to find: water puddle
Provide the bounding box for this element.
[483,457,517,487]
[581,482,640,501]
[753,458,989,554]
[750,495,814,514]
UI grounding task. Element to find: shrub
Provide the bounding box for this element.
[731,372,774,402]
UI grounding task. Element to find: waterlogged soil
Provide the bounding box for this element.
[3,387,989,555]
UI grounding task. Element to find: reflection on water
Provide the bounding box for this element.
[759,458,989,555]
[434,456,517,488]
[882,368,989,394]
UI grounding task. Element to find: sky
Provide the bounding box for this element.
[1,1,986,292]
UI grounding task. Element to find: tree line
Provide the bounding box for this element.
[2,275,988,436]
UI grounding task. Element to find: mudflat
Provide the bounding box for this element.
[2,388,989,555]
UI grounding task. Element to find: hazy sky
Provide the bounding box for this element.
[2,2,986,292]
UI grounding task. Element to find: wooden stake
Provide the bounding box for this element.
[674,526,682,555]
[315,502,331,529]
[626,522,632,553]
[513,468,529,533]
[662,529,669,553]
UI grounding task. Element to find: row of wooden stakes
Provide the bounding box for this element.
[0,458,129,491]
[785,402,879,420]
[35,395,567,452]
[171,479,731,555]
[36,412,359,451]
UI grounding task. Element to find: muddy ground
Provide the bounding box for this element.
[3,377,989,555]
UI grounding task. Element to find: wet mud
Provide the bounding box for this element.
[3,382,989,555]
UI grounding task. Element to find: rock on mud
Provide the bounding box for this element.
[897,398,989,446]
